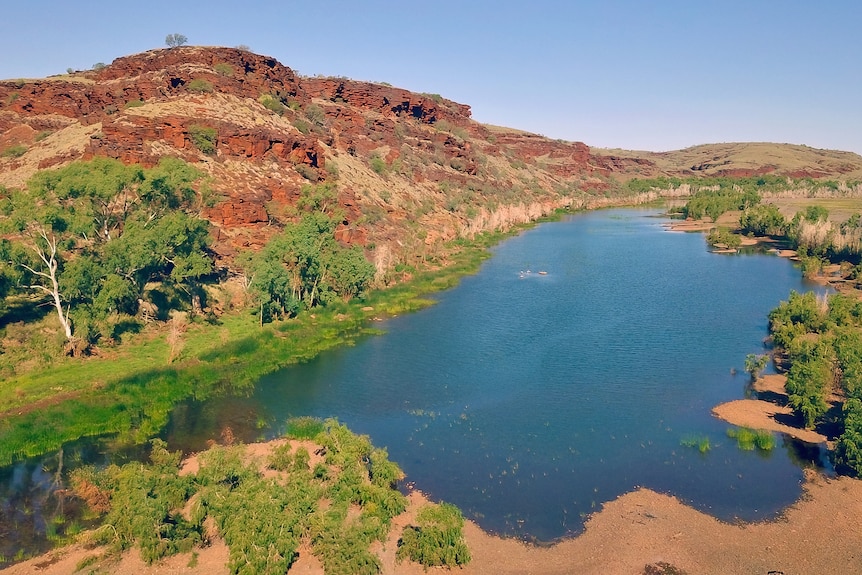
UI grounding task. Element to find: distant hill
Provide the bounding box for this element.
[594,142,862,180]
[2,46,860,272]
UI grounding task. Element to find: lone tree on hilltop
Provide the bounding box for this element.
[165,33,188,48]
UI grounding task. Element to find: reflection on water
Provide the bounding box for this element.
[0,208,834,558]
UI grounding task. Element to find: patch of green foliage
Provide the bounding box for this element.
[835,398,862,474]
[188,124,217,154]
[72,439,201,563]
[34,130,52,142]
[766,290,862,474]
[397,502,471,568]
[739,203,785,236]
[369,153,387,175]
[69,421,453,574]
[744,353,769,380]
[285,416,325,439]
[186,79,213,93]
[258,93,286,115]
[1,144,27,158]
[624,176,683,195]
[706,227,741,249]
[238,198,376,323]
[420,92,443,103]
[0,157,210,352]
[726,427,775,451]
[123,99,145,109]
[682,186,759,221]
[679,435,711,453]
[213,63,234,77]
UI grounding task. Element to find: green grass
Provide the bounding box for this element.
[285,416,325,439]
[727,427,775,451]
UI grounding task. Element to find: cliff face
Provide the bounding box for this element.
[1,46,860,274]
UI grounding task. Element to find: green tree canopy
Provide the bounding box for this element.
[0,157,212,349]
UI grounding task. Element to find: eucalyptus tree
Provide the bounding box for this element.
[243,208,376,324]
[0,157,212,350]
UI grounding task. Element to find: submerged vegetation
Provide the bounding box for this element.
[667,180,862,475]
[680,435,711,454]
[726,427,775,451]
[69,418,469,574]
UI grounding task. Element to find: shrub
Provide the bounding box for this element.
[293,119,311,134]
[187,79,213,93]
[369,154,387,175]
[35,130,52,142]
[188,124,217,154]
[305,104,326,126]
[124,99,145,109]
[706,227,741,249]
[835,398,862,476]
[396,503,470,568]
[295,164,318,181]
[92,62,106,71]
[1,144,27,158]
[258,94,286,115]
[213,63,234,77]
[420,92,443,103]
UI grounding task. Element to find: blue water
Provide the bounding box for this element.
[3,206,830,560]
[164,207,829,541]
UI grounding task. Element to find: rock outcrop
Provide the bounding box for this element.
[2,46,860,272]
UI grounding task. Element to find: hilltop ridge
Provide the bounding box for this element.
[2,46,861,272]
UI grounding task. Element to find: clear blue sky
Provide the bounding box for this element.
[2,1,860,154]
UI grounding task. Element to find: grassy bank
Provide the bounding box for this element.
[0,221,538,466]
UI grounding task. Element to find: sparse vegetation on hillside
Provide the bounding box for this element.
[0,144,26,158]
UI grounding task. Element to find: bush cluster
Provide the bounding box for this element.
[70,420,467,573]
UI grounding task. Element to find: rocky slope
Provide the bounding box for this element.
[2,46,861,275]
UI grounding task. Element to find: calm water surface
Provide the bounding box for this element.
[167,208,829,540]
[1,208,831,558]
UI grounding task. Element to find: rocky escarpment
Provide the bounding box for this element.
[1,46,632,271]
[3,47,859,276]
